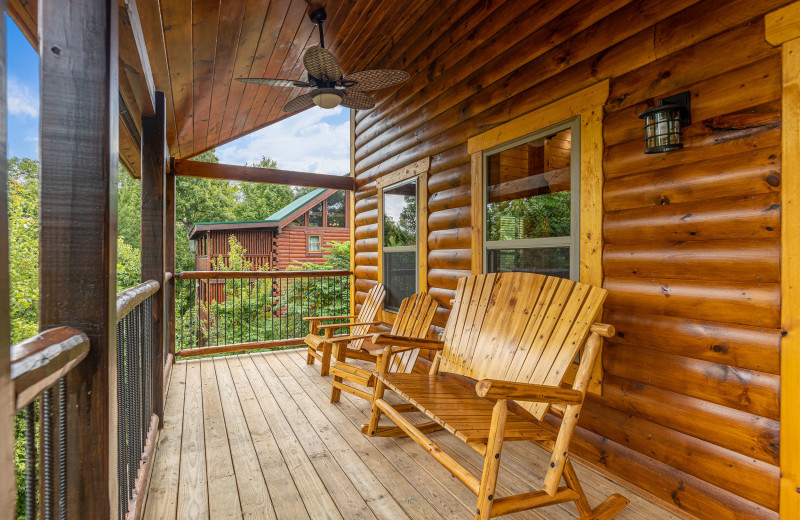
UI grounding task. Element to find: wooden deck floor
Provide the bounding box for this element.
[143,350,685,520]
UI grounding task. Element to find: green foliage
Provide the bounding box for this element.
[118,166,141,249]
[117,236,142,293]
[8,158,39,344]
[486,191,571,241]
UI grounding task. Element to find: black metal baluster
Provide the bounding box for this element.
[43,387,53,520]
[25,401,36,519]
[58,378,66,520]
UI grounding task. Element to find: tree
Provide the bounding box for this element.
[118,165,141,249]
[8,157,39,344]
[232,156,295,221]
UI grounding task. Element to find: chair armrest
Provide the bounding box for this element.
[370,333,445,351]
[475,379,584,404]
[325,334,373,344]
[302,314,359,322]
[317,321,382,332]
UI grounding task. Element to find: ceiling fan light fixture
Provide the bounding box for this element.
[311,88,344,109]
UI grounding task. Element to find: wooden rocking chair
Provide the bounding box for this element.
[328,292,438,403]
[364,273,629,520]
[303,283,385,376]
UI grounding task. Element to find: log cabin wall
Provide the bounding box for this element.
[351,1,787,519]
[271,226,351,269]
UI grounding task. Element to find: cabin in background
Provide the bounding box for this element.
[189,188,350,271]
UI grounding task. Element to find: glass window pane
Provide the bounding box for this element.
[384,251,416,310]
[290,214,305,226]
[309,202,323,227]
[486,247,570,278]
[486,129,572,241]
[327,191,346,227]
[309,235,321,251]
[383,180,417,247]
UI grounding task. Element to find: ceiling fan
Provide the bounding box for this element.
[235,7,410,112]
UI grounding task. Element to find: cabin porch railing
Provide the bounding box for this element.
[175,270,351,358]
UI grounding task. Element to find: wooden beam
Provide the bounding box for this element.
[141,90,166,423]
[172,159,356,190]
[766,1,800,45]
[0,0,16,513]
[780,32,800,520]
[121,0,155,115]
[38,0,119,517]
[350,109,356,315]
[165,170,176,357]
[7,0,37,48]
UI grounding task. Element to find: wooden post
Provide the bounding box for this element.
[0,0,16,515]
[166,167,176,358]
[38,0,119,517]
[141,91,166,422]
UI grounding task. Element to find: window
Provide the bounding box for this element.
[290,214,305,226]
[308,235,321,252]
[308,202,323,226]
[484,119,579,280]
[326,191,346,227]
[383,179,417,311]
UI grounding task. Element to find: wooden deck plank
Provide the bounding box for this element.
[249,353,379,520]
[236,354,344,520]
[225,356,311,520]
[270,352,441,520]
[177,360,209,519]
[282,349,474,519]
[143,361,187,520]
[284,350,544,520]
[199,358,242,520]
[146,352,692,520]
[213,357,275,519]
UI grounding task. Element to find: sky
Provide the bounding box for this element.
[5,14,349,174]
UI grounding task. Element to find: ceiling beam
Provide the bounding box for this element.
[120,0,155,115]
[172,159,356,191]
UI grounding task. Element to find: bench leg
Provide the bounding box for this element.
[563,458,592,517]
[306,346,316,365]
[330,343,348,402]
[475,399,507,520]
[319,342,333,376]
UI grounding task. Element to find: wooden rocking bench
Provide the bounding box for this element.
[329,292,438,403]
[364,273,629,520]
[303,283,385,376]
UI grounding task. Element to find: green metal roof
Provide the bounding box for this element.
[190,187,330,238]
[263,187,328,222]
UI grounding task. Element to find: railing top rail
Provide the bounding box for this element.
[176,269,352,280]
[116,280,160,322]
[10,326,90,411]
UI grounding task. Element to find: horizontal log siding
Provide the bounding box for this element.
[271,227,350,270]
[351,1,789,518]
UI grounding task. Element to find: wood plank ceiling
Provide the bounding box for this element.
[8,0,432,175]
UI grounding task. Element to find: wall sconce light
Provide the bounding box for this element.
[638,91,691,154]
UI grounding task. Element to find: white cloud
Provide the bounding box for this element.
[8,77,39,118]
[216,106,350,175]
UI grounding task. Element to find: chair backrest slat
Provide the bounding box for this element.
[439,273,607,420]
[387,293,438,374]
[349,284,386,350]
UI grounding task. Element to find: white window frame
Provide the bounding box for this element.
[308,234,321,252]
[482,117,581,280]
[381,177,419,312]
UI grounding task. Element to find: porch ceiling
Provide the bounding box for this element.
[8,0,431,170]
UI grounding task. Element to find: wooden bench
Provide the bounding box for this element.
[365,273,629,520]
[303,283,385,376]
[329,292,438,403]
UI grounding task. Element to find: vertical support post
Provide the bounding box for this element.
[0,0,17,515]
[38,0,119,517]
[349,109,356,315]
[141,91,166,423]
[166,165,176,359]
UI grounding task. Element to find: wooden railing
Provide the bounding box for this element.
[10,327,90,519]
[115,280,160,520]
[175,269,350,357]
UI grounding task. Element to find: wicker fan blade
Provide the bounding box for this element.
[236,78,311,88]
[345,69,409,91]
[304,46,342,81]
[283,93,315,112]
[340,90,375,110]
